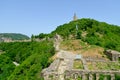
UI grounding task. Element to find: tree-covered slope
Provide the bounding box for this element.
[36,18,120,52]
[0,41,55,80]
[53,19,120,52]
[0,33,30,42]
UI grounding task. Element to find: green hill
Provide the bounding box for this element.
[36,18,120,52]
[0,33,30,42]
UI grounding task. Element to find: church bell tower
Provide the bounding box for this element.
[73,13,78,21]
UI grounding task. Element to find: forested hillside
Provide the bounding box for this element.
[36,18,120,52]
[0,33,29,42]
[0,41,55,80]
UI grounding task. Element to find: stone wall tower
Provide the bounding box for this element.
[73,13,78,21]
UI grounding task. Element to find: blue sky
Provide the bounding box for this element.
[0,0,120,37]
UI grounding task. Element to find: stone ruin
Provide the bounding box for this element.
[42,58,120,80]
[54,33,62,51]
[41,59,61,80]
[41,34,120,80]
[41,50,120,80]
[64,69,120,80]
[105,50,120,61]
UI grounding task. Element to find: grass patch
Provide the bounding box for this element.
[87,61,120,70]
[73,60,84,69]
[60,40,88,51]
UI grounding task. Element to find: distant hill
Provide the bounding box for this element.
[35,18,120,52]
[0,33,30,42]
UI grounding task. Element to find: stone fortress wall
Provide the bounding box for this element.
[42,34,120,80]
[42,56,120,80]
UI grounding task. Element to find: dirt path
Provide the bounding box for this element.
[57,59,66,80]
[56,50,75,80]
[54,35,76,80]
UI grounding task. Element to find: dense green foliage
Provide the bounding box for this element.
[52,18,120,51]
[35,18,120,52]
[0,41,55,80]
[115,74,120,80]
[0,33,30,41]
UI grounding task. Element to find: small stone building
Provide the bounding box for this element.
[105,50,120,61]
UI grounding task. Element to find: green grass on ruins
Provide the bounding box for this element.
[73,60,84,69]
[87,61,120,70]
